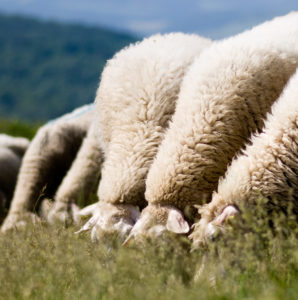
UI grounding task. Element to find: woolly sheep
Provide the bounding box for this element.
[77,33,212,240]
[0,134,29,156]
[1,104,99,232]
[46,122,103,224]
[126,12,298,240]
[0,134,29,222]
[190,67,298,248]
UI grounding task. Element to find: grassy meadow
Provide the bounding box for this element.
[0,120,297,299]
[0,200,297,300]
[1,12,297,300]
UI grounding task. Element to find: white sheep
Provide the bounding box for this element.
[1,104,100,232]
[0,134,29,222]
[46,122,104,224]
[77,33,211,239]
[0,134,29,155]
[126,12,298,240]
[190,67,298,248]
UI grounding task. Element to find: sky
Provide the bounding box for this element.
[0,0,297,39]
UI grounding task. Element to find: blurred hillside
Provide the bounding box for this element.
[0,13,137,122]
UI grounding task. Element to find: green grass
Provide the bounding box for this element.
[0,205,297,300]
[0,119,40,140]
[0,120,297,299]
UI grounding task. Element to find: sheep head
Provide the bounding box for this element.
[42,199,82,226]
[123,204,190,245]
[190,205,239,248]
[75,202,140,241]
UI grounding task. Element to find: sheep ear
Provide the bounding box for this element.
[166,209,190,234]
[214,205,238,225]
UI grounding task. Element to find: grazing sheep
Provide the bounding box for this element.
[0,134,29,156]
[78,33,211,240]
[1,104,97,232]
[0,134,29,222]
[190,68,298,248]
[46,122,104,224]
[126,12,298,240]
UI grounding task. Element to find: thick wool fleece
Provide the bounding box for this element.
[95,33,211,206]
[1,105,94,231]
[145,12,298,211]
[0,135,29,222]
[192,67,298,244]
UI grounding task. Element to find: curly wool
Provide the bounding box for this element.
[145,12,298,211]
[95,33,211,206]
[197,67,298,234]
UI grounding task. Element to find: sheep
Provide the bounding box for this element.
[125,12,298,241]
[46,122,104,225]
[77,33,212,240]
[0,134,29,156]
[0,134,29,222]
[1,104,99,232]
[190,67,298,248]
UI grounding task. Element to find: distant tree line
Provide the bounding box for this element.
[0,13,137,122]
